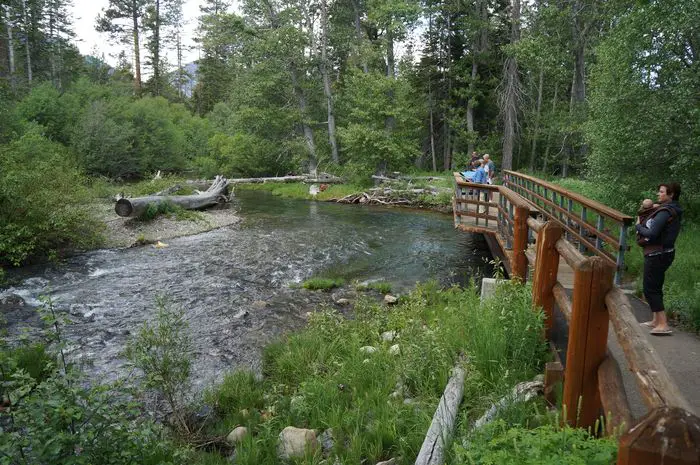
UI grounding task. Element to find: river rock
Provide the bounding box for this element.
[0,294,25,306]
[252,300,268,309]
[226,426,249,445]
[233,309,249,319]
[383,294,398,305]
[381,330,397,342]
[359,346,377,354]
[335,298,351,306]
[318,428,335,456]
[278,426,319,459]
[388,344,400,355]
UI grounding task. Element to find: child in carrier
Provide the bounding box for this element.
[636,199,658,245]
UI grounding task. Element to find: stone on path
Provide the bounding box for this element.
[278,426,319,459]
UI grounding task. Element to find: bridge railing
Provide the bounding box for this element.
[452,172,499,231]
[502,170,634,284]
[527,218,699,464]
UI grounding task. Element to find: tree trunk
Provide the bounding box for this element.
[21,0,31,83]
[466,0,486,157]
[4,6,15,90]
[320,0,339,164]
[351,0,368,73]
[115,176,230,218]
[429,94,437,171]
[543,82,557,173]
[153,0,161,95]
[529,68,544,171]
[289,62,318,174]
[500,0,521,171]
[132,1,142,93]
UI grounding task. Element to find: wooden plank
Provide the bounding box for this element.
[617,407,700,465]
[527,216,544,233]
[511,205,530,281]
[598,354,634,435]
[553,283,572,322]
[531,222,563,337]
[606,288,695,414]
[556,238,587,271]
[562,257,614,428]
[503,170,634,223]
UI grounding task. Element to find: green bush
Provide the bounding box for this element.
[0,127,102,265]
[453,419,617,465]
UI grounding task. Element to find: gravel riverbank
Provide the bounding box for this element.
[96,201,242,248]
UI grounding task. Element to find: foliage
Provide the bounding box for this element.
[124,296,193,434]
[0,127,102,266]
[586,1,700,198]
[301,277,345,291]
[453,419,617,465]
[338,70,423,174]
[0,298,185,465]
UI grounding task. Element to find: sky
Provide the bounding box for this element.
[69,0,213,67]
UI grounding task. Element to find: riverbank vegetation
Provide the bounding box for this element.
[0,282,617,464]
[1,0,696,271]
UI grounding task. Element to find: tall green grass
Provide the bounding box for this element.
[195,281,547,464]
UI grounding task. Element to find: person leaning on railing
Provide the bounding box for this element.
[472,160,489,212]
[635,182,682,336]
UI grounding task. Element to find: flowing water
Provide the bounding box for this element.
[1,190,493,389]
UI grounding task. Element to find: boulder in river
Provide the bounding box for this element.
[278,426,319,459]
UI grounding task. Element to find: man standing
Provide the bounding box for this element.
[468,151,480,170]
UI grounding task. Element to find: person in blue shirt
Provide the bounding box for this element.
[473,160,487,184]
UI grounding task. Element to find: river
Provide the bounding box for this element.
[0,190,493,389]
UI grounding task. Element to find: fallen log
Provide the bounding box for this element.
[115,175,230,218]
[415,363,466,465]
[185,173,343,188]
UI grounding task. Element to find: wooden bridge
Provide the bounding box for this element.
[453,171,700,464]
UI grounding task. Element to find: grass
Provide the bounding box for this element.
[301,277,345,291]
[237,182,362,201]
[190,280,550,464]
[356,281,393,294]
[236,173,455,210]
[136,199,204,222]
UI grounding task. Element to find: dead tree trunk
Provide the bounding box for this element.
[115,176,230,218]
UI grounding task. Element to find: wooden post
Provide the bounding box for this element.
[617,407,700,465]
[511,204,530,281]
[562,257,615,428]
[531,222,563,338]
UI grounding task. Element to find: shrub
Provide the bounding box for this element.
[453,419,618,465]
[0,127,102,265]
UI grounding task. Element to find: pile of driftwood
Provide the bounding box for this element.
[333,187,448,206]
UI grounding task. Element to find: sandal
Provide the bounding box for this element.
[641,321,655,328]
[650,328,673,336]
